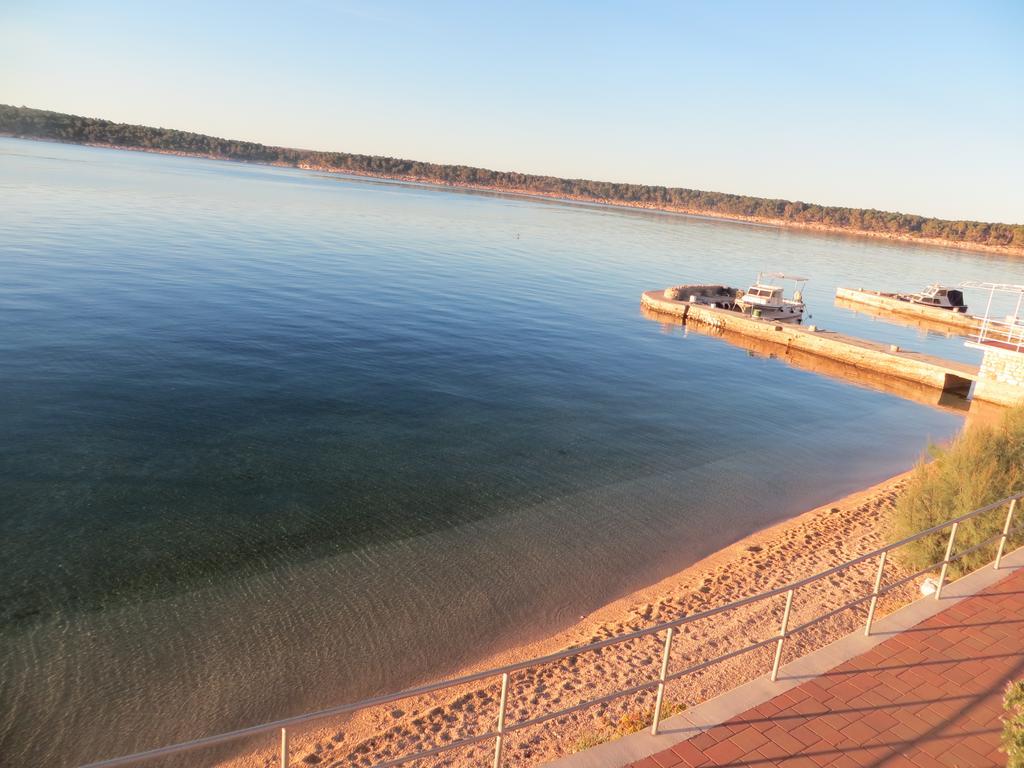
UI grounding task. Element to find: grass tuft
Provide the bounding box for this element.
[572,699,688,753]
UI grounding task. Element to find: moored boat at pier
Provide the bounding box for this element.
[835,286,979,333]
[902,284,968,312]
[661,272,808,323]
[734,272,807,322]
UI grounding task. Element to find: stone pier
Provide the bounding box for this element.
[641,290,978,397]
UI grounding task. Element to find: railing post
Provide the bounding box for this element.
[650,627,675,735]
[493,672,509,768]
[770,589,794,682]
[864,550,887,636]
[1013,293,1023,351]
[995,499,1017,569]
[979,287,995,343]
[935,521,959,599]
[280,727,288,768]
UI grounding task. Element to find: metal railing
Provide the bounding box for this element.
[963,280,1024,352]
[81,493,1024,768]
[976,317,1024,353]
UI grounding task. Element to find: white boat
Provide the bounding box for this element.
[900,284,967,313]
[735,272,807,322]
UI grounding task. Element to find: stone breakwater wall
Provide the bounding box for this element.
[641,290,979,397]
[834,288,981,334]
[968,343,1024,406]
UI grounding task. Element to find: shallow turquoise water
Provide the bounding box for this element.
[1,138,1021,765]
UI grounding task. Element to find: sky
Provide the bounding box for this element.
[1,0,1022,224]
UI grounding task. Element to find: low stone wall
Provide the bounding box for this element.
[662,284,735,301]
[969,343,1024,406]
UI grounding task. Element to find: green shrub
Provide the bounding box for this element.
[1004,680,1024,768]
[892,407,1024,577]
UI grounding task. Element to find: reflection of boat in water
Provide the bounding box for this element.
[663,272,807,323]
[834,295,964,338]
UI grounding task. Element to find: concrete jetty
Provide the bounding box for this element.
[641,290,977,397]
[834,287,981,334]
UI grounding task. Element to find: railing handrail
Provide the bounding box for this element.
[975,316,1024,351]
[78,489,1024,768]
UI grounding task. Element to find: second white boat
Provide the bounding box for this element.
[735,272,808,322]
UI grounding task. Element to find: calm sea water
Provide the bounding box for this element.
[2,138,1022,765]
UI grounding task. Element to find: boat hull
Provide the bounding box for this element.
[737,301,804,322]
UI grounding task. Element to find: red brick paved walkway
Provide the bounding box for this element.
[632,567,1024,768]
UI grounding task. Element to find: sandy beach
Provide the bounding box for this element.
[224,470,923,768]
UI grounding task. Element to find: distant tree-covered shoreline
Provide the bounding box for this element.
[3,104,1021,251]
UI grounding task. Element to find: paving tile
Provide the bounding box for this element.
[669,740,711,767]
[703,726,734,745]
[946,740,989,767]
[651,749,682,768]
[869,682,904,703]
[741,749,778,767]
[873,756,918,768]
[764,725,805,755]
[729,727,769,753]
[777,755,818,768]
[800,681,830,702]
[785,724,821,749]
[960,733,996,757]
[822,756,858,768]
[804,718,844,747]
[860,710,900,735]
[879,720,920,743]
[703,738,744,766]
[838,719,882,747]
[788,697,824,717]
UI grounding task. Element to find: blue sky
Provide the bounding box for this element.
[1,1,1021,223]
